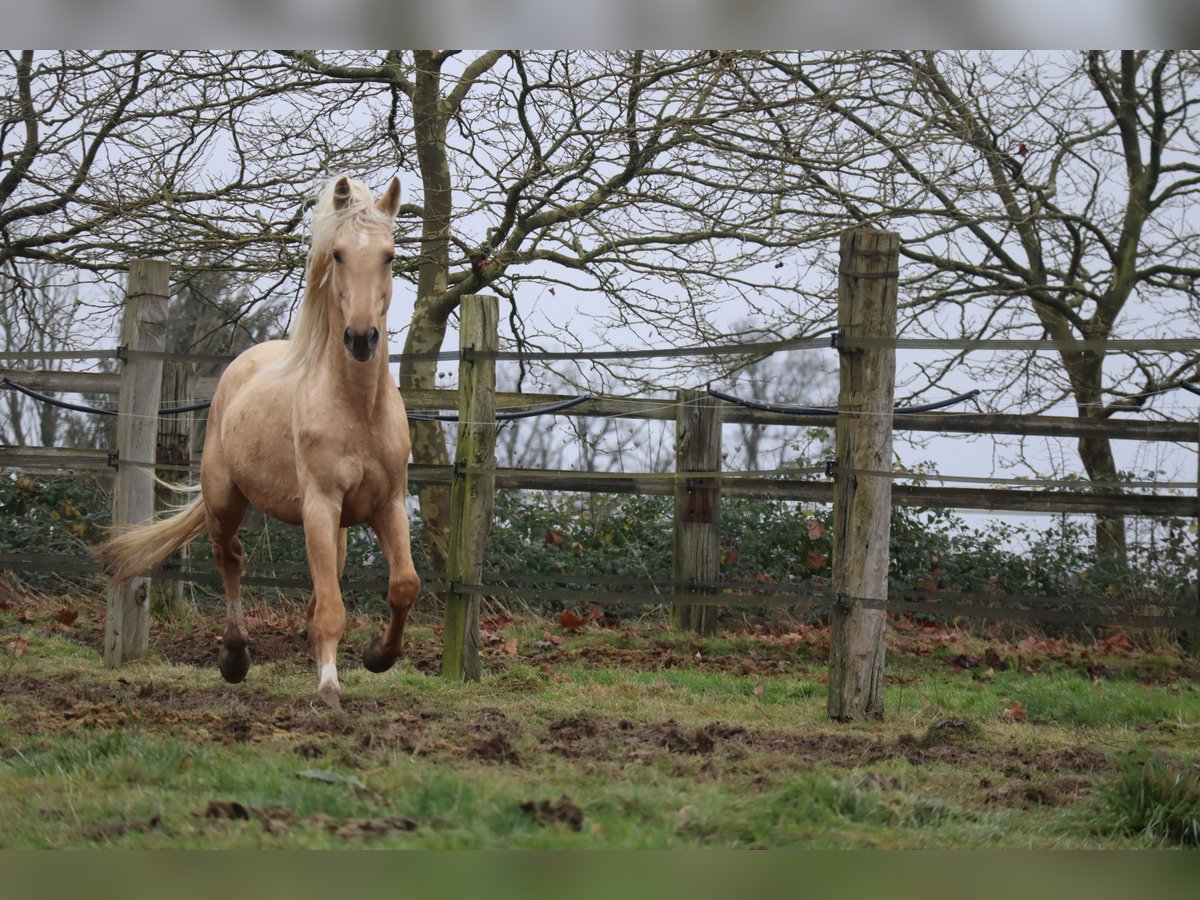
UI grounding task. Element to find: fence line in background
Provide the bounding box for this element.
[3,550,1194,632]
[4,236,1200,721]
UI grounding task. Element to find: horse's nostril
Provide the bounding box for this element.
[343,327,354,349]
[367,328,380,350]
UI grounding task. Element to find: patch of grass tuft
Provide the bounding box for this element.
[1097,752,1200,847]
[901,716,984,749]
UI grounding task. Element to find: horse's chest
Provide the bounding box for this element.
[339,454,397,520]
[296,429,400,521]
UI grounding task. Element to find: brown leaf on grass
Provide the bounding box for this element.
[53,608,79,626]
[752,683,764,697]
[500,638,518,656]
[5,636,29,658]
[482,615,514,632]
[586,602,604,621]
[544,529,564,547]
[559,610,586,632]
[1001,699,1027,722]
[805,551,828,572]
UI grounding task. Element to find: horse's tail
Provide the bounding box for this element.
[95,494,208,586]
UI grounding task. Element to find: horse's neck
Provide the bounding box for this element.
[313,339,393,413]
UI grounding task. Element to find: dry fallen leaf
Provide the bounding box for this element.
[1001,699,1027,722]
[559,610,586,632]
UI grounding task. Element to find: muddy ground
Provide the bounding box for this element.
[1,589,1155,820]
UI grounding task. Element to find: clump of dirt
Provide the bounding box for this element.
[520,795,583,831]
[84,814,165,842]
[901,717,984,749]
[1032,747,1108,772]
[984,775,1094,809]
[468,732,521,765]
[530,641,811,678]
[201,800,417,841]
[548,712,610,741]
[327,815,418,841]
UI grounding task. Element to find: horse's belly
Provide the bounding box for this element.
[219,377,305,525]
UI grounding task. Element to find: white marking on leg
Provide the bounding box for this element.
[318,659,340,695]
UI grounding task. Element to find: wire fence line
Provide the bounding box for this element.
[6,332,1200,368]
[4,323,1200,637]
[6,447,1200,499]
[2,550,1193,630]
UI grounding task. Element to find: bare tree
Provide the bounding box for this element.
[0,51,393,305]
[0,263,93,446]
[760,50,1200,562]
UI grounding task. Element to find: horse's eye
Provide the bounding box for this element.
[332,250,343,264]
[384,253,394,266]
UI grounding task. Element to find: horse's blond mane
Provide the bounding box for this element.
[277,177,393,375]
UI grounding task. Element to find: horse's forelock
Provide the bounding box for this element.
[281,178,392,374]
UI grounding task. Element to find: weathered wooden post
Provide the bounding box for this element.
[827,228,898,720]
[441,295,498,681]
[153,360,195,616]
[1191,417,1200,656]
[671,388,722,635]
[104,259,169,667]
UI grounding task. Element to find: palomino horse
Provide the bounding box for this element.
[98,176,419,710]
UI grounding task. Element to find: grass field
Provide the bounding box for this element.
[1,581,1198,849]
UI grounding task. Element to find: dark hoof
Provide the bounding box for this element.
[218,642,251,684]
[317,682,343,712]
[362,636,397,674]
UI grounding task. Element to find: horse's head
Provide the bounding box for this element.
[324,175,402,363]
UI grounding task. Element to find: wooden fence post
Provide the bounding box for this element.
[1191,417,1200,656]
[104,259,169,667]
[671,388,722,634]
[441,295,498,681]
[153,360,195,616]
[827,228,898,721]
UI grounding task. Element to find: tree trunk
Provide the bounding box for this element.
[398,51,457,574]
[1066,352,1128,569]
[1079,432,1128,568]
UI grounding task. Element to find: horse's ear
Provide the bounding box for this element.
[377,177,402,219]
[333,176,353,211]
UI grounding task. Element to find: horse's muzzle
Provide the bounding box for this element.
[343,326,380,362]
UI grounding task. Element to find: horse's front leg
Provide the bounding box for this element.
[305,527,348,633]
[363,497,421,673]
[302,493,348,710]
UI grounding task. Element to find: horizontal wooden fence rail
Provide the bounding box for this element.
[6,372,1196,444]
[2,445,1197,518]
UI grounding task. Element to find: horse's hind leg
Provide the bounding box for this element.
[208,488,250,683]
[363,498,420,673]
